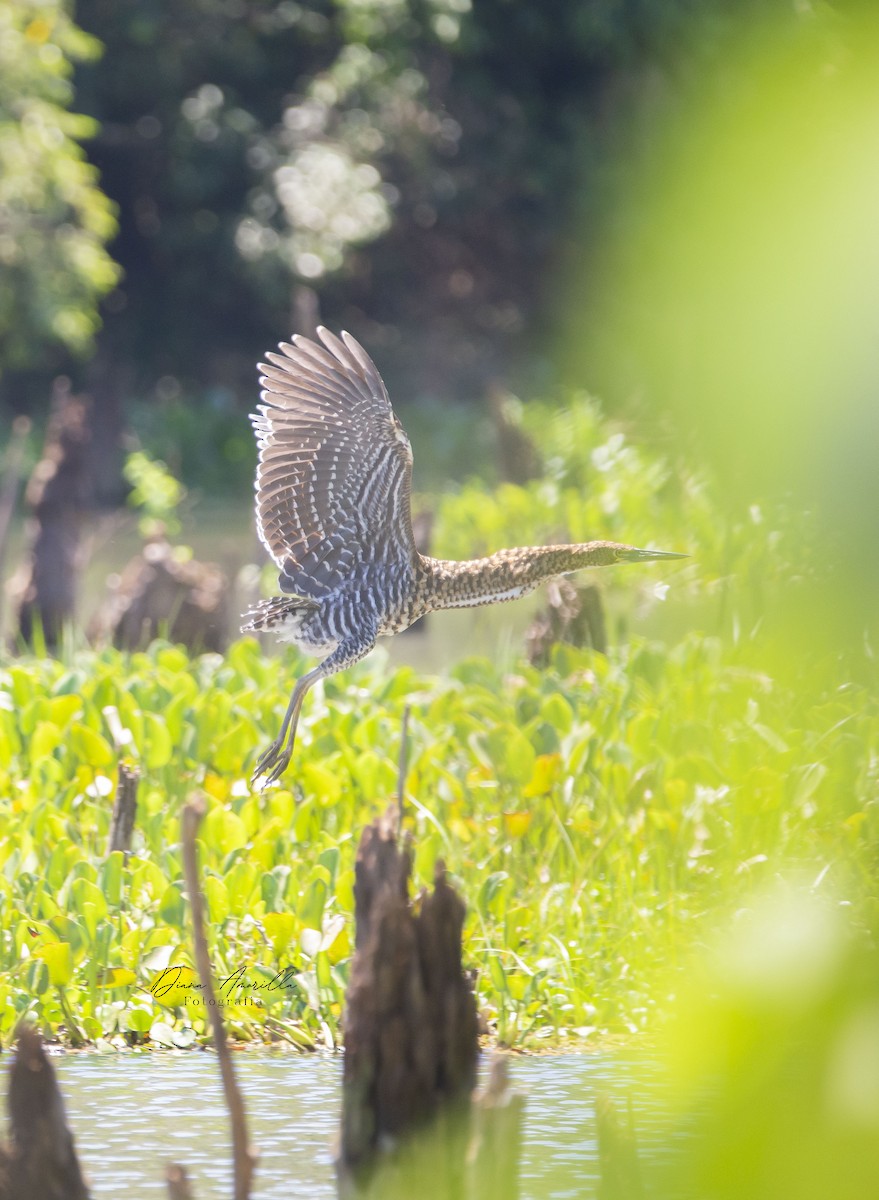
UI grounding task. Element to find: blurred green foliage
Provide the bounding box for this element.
[432,390,828,678]
[0,0,118,369]
[570,4,879,659]
[122,449,185,538]
[653,888,879,1200]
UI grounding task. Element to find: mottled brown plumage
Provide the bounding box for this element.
[245,327,685,783]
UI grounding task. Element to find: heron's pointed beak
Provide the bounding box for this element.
[617,547,689,563]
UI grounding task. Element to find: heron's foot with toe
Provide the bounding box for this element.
[252,739,291,785]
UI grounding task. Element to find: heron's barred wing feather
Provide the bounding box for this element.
[252,326,416,600]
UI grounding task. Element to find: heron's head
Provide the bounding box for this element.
[613,545,689,564]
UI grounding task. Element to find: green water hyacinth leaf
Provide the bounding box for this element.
[79,900,102,940]
[300,867,331,930]
[35,941,73,986]
[303,763,341,801]
[485,725,535,787]
[81,1017,102,1042]
[45,843,77,892]
[540,692,574,737]
[70,877,108,923]
[158,882,186,927]
[70,723,114,768]
[293,796,318,842]
[47,695,82,726]
[48,916,86,958]
[142,713,173,768]
[100,853,125,907]
[95,967,137,989]
[204,875,230,922]
[151,965,198,1008]
[316,950,334,994]
[156,647,189,673]
[792,762,828,807]
[261,865,291,909]
[213,722,248,773]
[131,859,170,902]
[127,1007,152,1034]
[479,872,511,918]
[203,805,248,857]
[226,860,259,913]
[163,692,190,743]
[335,868,355,912]
[264,911,298,954]
[318,847,340,885]
[489,954,508,996]
[31,720,62,761]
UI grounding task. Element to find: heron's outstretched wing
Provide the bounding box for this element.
[251,327,417,600]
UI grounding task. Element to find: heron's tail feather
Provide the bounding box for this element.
[240,596,317,634]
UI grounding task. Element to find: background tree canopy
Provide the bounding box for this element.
[0,0,117,370]
[1,0,794,440]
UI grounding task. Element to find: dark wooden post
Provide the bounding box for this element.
[165,1163,195,1199]
[107,761,139,855]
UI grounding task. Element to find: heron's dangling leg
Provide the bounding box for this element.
[252,667,318,785]
[252,628,378,786]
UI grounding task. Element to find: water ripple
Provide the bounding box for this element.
[57,1050,666,1199]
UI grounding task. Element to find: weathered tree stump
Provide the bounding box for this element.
[0,1025,90,1200]
[486,383,542,485]
[92,538,230,652]
[525,578,608,665]
[15,381,92,649]
[340,807,480,1170]
[0,414,32,632]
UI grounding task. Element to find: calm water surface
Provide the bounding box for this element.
[57,1051,667,1199]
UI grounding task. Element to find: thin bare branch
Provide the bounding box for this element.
[182,795,257,1200]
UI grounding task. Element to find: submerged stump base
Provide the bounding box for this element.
[0,1025,90,1200]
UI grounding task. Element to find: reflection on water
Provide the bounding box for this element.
[56,1051,665,1199]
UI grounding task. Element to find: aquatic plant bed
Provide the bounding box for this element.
[1,636,874,1049]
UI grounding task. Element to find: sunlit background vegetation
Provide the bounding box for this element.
[1,1,879,1196]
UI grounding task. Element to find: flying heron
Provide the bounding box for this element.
[244,327,685,784]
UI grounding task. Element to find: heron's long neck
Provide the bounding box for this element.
[419,542,621,611]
